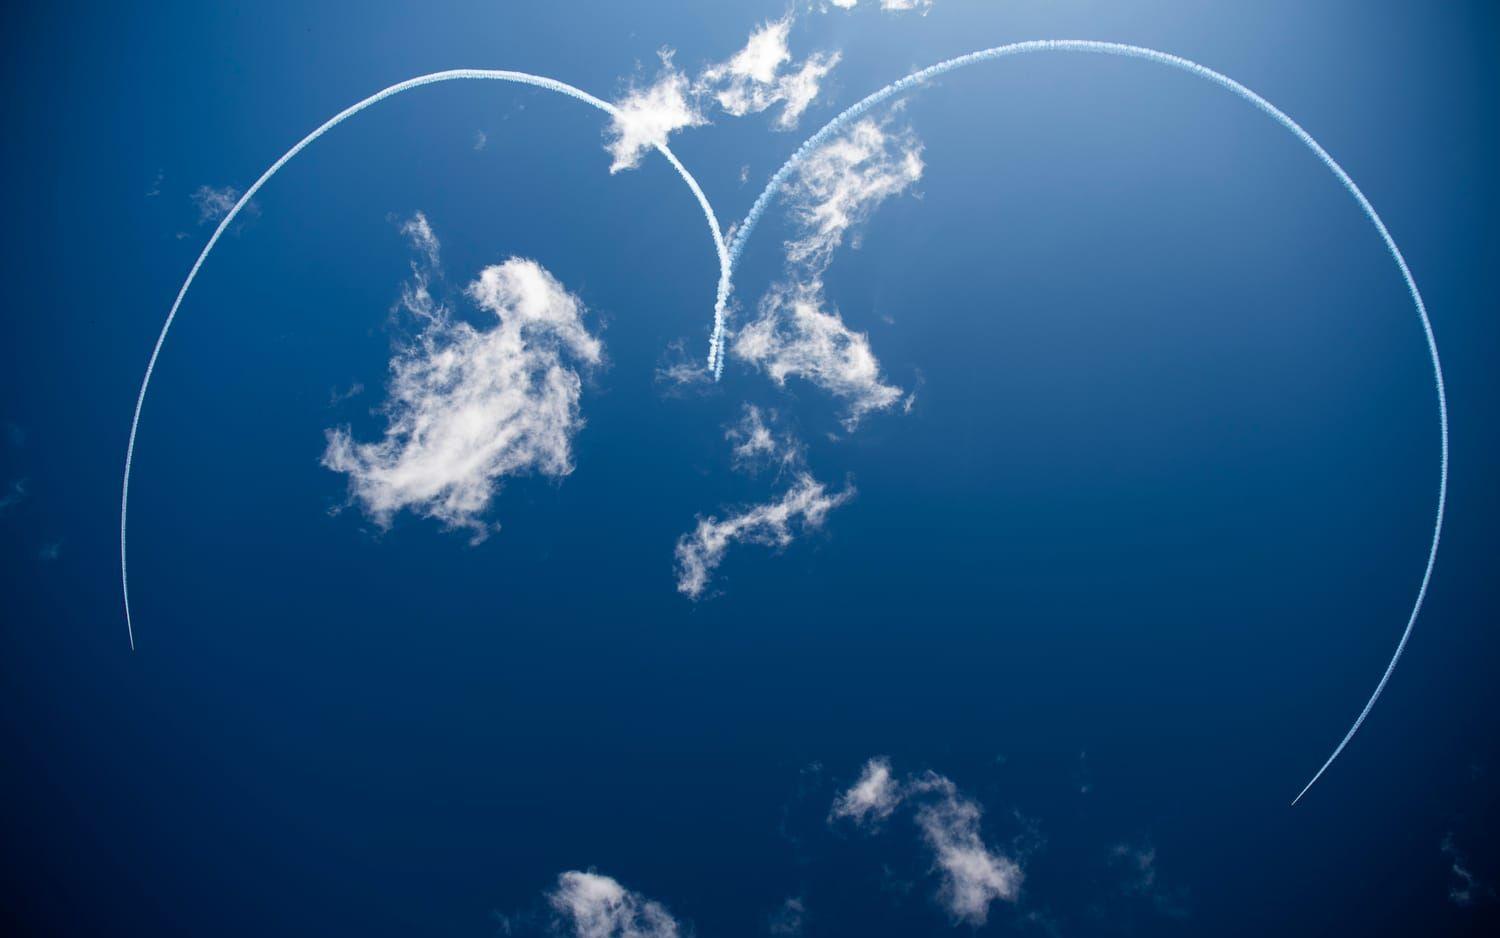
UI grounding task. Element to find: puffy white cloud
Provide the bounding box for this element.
[675,472,853,599]
[726,404,803,475]
[910,774,1023,925]
[323,215,600,542]
[548,871,682,938]
[829,756,903,826]
[698,17,840,130]
[733,281,902,429]
[606,50,707,173]
[831,760,1023,926]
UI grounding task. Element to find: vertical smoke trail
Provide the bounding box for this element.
[122,69,729,650]
[723,41,1447,803]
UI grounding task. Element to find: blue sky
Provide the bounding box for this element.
[2,2,1498,935]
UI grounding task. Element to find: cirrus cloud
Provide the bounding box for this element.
[675,472,853,599]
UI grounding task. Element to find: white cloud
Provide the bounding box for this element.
[698,17,839,130]
[604,17,841,173]
[400,212,441,278]
[784,117,924,273]
[829,756,903,826]
[831,760,1023,926]
[675,472,853,599]
[726,404,802,475]
[473,129,488,151]
[909,773,1023,925]
[606,50,706,173]
[827,0,936,11]
[323,215,600,542]
[548,871,682,938]
[730,117,919,423]
[190,184,249,224]
[39,541,61,561]
[733,281,902,429]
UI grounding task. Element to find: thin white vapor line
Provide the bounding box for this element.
[121,69,730,651]
[723,41,1447,804]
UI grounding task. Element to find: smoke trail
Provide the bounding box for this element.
[723,41,1447,803]
[122,69,729,651]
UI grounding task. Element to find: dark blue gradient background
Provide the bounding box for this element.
[2,2,1497,935]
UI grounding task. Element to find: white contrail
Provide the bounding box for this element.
[721,41,1447,804]
[121,69,729,651]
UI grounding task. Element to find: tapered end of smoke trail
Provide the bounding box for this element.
[1290,769,1326,807]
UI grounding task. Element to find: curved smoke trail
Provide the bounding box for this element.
[722,41,1447,803]
[122,69,729,651]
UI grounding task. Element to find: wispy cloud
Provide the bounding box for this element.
[726,404,803,475]
[734,281,902,430]
[547,871,683,938]
[829,756,902,827]
[830,758,1024,925]
[731,116,919,425]
[323,213,601,542]
[39,541,61,562]
[0,478,27,514]
[907,773,1024,925]
[190,184,255,224]
[1442,833,1494,907]
[1109,839,1189,919]
[473,129,489,151]
[606,50,707,173]
[328,381,364,406]
[607,15,844,172]
[825,0,936,12]
[783,116,924,273]
[675,472,853,599]
[769,896,805,935]
[698,15,840,130]
[653,339,714,392]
